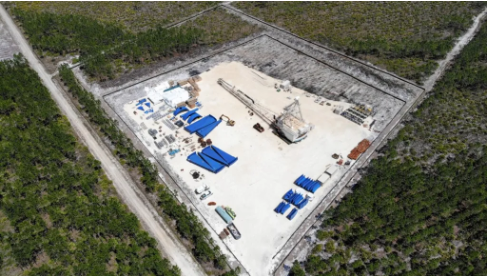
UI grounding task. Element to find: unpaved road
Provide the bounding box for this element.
[0,5,204,276]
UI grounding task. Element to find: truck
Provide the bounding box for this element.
[195,184,210,194]
[227,223,242,240]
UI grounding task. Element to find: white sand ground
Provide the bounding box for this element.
[123,62,376,275]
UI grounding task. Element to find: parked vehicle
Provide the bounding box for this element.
[200,190,213,200]
[227,223,242,240]
[195,184,209,194]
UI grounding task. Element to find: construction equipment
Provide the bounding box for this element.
[253,123,265,133]
[274,97,313,143]
[217,78,313,143]
[220,114,235,126]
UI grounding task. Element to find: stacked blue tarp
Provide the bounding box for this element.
[297,198,309,209]
[208,146,238,166]
[188,113,202,124]
[180,108,199,121]
[173,106,189,116]
[283,189,294,201]
[287,208,298,220]
[187,152,225,173]
[283,190,307,207]
[274,202,291,214]
[187,145,237,173]
[196,120,222,138]
[184,115,217,134]
[295,175,321,193]
[136,98,147,106]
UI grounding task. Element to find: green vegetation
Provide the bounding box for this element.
[234,2,485,83]
[12,1,218,32]
[8,6,260,81]
[0,55,180,275]
[298,22,487,275]
[58,66,230,273]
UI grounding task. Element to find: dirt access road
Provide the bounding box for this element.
[0,5,205,276]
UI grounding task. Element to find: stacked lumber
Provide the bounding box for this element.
[347,139,371,160]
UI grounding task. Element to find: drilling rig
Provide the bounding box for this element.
[217,78,313,143]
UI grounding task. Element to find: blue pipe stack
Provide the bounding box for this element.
[295,175,321,193]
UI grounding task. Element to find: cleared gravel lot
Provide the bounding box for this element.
[103,36,415,274]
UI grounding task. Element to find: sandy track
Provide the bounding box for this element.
[0,5,204,276]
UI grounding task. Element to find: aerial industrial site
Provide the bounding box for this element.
[1,2,485,276]
[104,35,421,274]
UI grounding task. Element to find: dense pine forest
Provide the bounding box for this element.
[290,22,487,276]
[8,6,260,82]
[235,2,485,83]
[0,56,180,275]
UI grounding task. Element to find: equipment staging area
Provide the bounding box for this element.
[104,35,421,275]
[112,61,375,274]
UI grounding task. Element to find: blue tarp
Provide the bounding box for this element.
[291,194,304,205]
[280,203,291,214]
[295,175,321,193]
[211,145,238,166]
[181,108,199,121]
[163,84,181,92]
[145,102,151,108]
[295,175,305,185]
[196,120,222,138]
[187,152,216,173]
[136,98,147,106]
[202,146,228,165]
[184,115,217,134]
[283,189,294,201]
[274,202,290,214]
[287,208,298,220]
[137,106,144,111]
[297,198,309,209]
[187,113,202,124]
[216,206,233,224]
[274,202,285,213]
[199,152,225,173]
[173,106,189,116]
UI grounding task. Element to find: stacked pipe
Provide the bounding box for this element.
[295,175,321,193]
[283,189,306,207]
[274,202,291,214]
[287,208,298,220]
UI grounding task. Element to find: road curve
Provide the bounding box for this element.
[0,5,204,276]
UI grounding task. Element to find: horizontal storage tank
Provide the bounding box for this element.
[216,206,233,224]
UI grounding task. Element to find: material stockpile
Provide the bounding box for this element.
[295,175,321,193]
[187,145,238,173]
[274,202,291,214]
[282,189,309,209]
[184,114,222,138]
[347,139,370,160]
[287,208,298,220]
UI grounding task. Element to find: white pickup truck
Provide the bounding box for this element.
[195,184,210,194]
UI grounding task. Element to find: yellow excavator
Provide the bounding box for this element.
[220,114,235,126]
